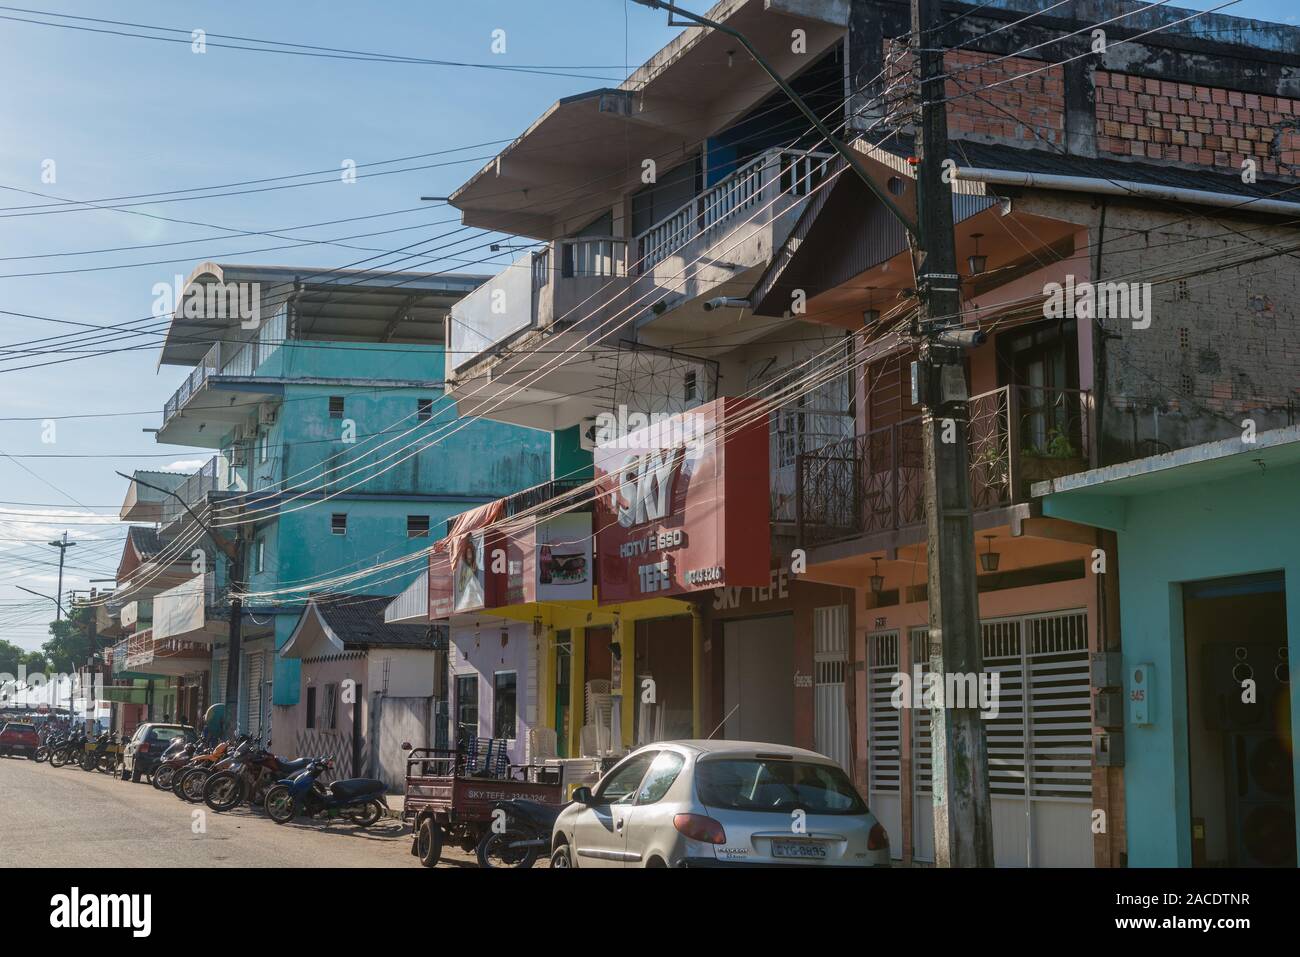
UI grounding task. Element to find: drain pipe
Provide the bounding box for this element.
[954,168,1300,218]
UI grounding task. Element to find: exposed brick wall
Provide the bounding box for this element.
[885,42,1066,150]
[1094,70,1300,175]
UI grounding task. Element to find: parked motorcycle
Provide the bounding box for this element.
[151,737,199,791]
[204,742,312,813]
[174,738,237,802]
[263,758,387,827]
[81,732,122,774]
[48,729,87,769]
[475,798,566,869]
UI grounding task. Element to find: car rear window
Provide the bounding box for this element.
[148,728,189,743]
[3,723,35,733]
[696,758,867,815]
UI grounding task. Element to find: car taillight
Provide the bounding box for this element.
[673,813,726,845]
[867,822,889,851]
[137,743,149,753]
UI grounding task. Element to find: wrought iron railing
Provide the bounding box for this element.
[797,385,1092,547]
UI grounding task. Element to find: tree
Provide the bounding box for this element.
[40,604,91,674]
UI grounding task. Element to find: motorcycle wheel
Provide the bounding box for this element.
[345,799,384,828]
[34,746,49,763]
[416,818,443,868]
[153,765,175,790]
[80,754,97,772]
[49,748,69,769]
[264,785,296,825]
[96,753,117,774]
[204,772,245,813]
[476,829,540,869]
[179,767,209,803]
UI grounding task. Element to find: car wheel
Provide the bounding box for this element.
[550,840,573,869]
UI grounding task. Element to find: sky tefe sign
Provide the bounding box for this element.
[594,396,770,603]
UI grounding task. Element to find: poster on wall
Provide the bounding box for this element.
[453,531,486,613]
[594,396,770,604]
[537,512,593,602]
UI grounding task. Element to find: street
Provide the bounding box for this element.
[0,757,477,868]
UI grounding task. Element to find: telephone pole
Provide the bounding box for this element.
[48,531,76,620]
[115,473,246,740]
[909,0,993,867]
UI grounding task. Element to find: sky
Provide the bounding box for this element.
[0,0,1294,651]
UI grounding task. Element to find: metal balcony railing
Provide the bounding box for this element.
[159,456,222,528]
[796,385,1093,547]
[634,147,832,275]
[162,307,286,424]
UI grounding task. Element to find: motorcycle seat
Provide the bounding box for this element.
[329,778,387,800]
[503,799,563,827]
[275,757,312,774]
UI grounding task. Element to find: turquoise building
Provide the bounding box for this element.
[1040,426,1300,867]
[146,262,550,736]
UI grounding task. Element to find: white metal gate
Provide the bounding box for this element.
[244,652,265,739]
[813,605,851,772]
[868,610,1093,867]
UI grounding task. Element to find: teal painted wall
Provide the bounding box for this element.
[215,339,550,706]
[553,423,593,482]
[1046,461,1300,866]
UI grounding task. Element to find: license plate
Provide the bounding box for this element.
[771,840,827,860]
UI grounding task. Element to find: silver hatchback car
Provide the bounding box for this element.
[550,740,889,868]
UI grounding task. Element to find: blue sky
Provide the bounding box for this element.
[0,0,1294,650]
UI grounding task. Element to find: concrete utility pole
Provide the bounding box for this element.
[48,531,76,621]
[115,472,246,740]
[909,0,993,867]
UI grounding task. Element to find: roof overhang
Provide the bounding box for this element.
[1038,426,1300,531]
[280,603,346,660]
[448,0,847,238]
[158,261,487,367]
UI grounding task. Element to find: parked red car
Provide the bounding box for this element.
[0,722,41,759]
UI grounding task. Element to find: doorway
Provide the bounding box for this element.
[722,614,795,745]
[1184,573,1294,867]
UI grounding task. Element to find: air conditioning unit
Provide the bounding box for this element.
[258,404,278,427]
[228,445,247,468]
[578,416,600,451]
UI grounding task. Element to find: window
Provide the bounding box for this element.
[455,674,479,742]
[417,398,433,422]
[683,370,697,403]
[255,538,265,574]
[305,687,317,729]
[636,751,685,804]
[323,683,338,730]
[331,513,347,536]
[257,429,269,464]
[493,672,517,740]
[694,759,866,815]
[595,752,658,805]
[328,396,345,419]
[407,515,430,538]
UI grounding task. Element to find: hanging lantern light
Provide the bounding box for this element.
[870,557,885,594]
[967,233,987,276]
[979,535,1001,573]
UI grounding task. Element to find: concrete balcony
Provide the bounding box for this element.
[445,147,831,431]
[152,572,226,646]
[123,629,212,679]
[159,308,286,447]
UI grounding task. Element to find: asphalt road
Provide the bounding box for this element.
[0,754,479,868]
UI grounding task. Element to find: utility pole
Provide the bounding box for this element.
[48,531,76,621]
[115,472,246,740]
[909,0,993,867]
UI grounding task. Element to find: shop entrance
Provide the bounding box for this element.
[634,616,694,744]
[722,613,795,745]
[1184,573,1295,867]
